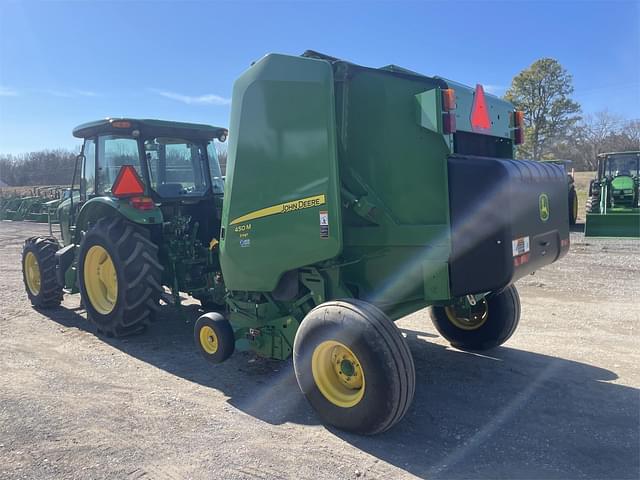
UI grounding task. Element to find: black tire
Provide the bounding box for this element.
[22,236,63,308]
[293,299,415,435]
[431,285,521,351]
[568,188,578,225]
[78,217,163,336]
[194,312,235,364]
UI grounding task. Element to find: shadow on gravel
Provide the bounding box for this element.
[570,221,585,233]
[39,303,639,480]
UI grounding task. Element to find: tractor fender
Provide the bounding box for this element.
[74,197,163,241]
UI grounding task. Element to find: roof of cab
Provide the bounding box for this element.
[72,118,227,140]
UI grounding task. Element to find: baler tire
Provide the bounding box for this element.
[293,299,415,435]
[568,188,578,225]
[22,236,63,308]
[194,312,235,364]
[78,217,163,337]
[431,285,521,351]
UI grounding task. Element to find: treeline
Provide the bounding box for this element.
[0,147,229,187]
[0,149,77,186]
[549,113,640,170]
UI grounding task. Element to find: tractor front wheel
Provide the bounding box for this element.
[431,285,521,351]
[293,299,415,435]
[194,312,235,364]
[78,217,163,336]
[22,236,63,308]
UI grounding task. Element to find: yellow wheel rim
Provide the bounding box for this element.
[24,251,41,296]
[445,299,489,331]
[311,340,365,408]
[572,193,578,220]
[83,245,118,315]
[199,325,219,354]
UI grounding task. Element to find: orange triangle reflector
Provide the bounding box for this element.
[112,165,145,197]
[470,84,491,132]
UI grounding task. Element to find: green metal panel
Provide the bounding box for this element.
[220,54,342,292]
[335,63,453,305]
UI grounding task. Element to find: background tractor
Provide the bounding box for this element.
[22,52,570,435]
[585,151,640,237]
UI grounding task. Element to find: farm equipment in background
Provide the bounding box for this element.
[0,187,67,223]
[21,52,570,435]
[585,151,640,237]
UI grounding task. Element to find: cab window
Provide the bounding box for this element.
[81,138,96,199]
[97,136,142,194]
[144,138,209,197]
[207,141,224,194]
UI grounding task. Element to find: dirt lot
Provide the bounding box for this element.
[1,221,638,480]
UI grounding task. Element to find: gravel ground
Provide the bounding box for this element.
[1,221,638,480]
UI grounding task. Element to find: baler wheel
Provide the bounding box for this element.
[22,236,63,308]
[78,217,162,337]
[293,299,415,435]
[194,312,235,364]
[430,285,520,351]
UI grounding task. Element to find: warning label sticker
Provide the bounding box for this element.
[512,236,530,257]
[319,211,329,239]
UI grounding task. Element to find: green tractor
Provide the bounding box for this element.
[22,52,570,435]
[585,151,640,237]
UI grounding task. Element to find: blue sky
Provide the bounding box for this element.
[0,0,638,154]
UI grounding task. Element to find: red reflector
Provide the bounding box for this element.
[513,253,530,267]
[442,88,456,111]
[129,196,155,210]
[470,84,491,132]
[111,120,131,129]
[514,127,524,145]
[442,112,456,134]
[112,165,145,197]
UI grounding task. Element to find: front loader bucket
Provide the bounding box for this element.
[585,212,640,237]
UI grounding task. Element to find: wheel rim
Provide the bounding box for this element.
[199,325,219,354]
[572,193,578,220]
[311,340,365,408]
[84,245,118,315]
[24,251,41,296]
[445,299,489,331]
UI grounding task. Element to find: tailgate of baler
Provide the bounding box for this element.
[447,155,570,297]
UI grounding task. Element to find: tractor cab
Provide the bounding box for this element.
[58,118,227,245]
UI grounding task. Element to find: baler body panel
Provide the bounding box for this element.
[220,54,343,292]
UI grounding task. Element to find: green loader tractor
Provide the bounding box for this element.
[585,151,640,237]
[22,51,569,435]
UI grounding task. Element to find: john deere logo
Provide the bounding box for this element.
[539,193,550,222]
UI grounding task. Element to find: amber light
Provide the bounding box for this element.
[441,88,456,111]
[111,165,145,198]
[129,196,155,210]
[443,112,456,135]
[111,120,131,128]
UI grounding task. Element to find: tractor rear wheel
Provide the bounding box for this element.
[430,285,520,351]
[78,217,163,336]
[22,236,63,308]
[568,188,578,225]
[293,299,415,435]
